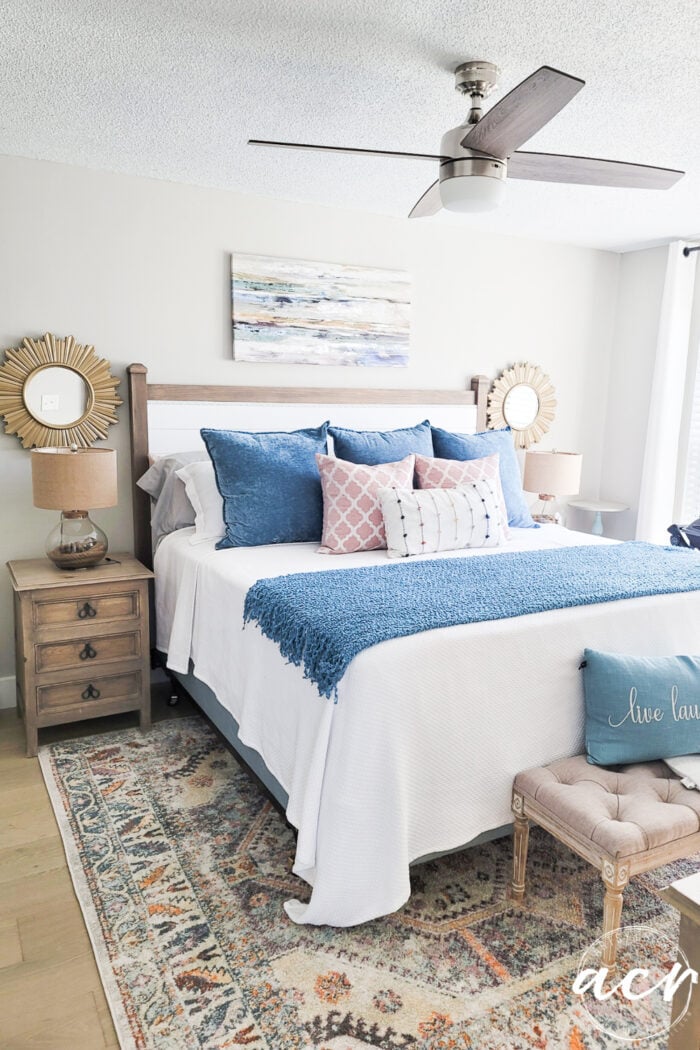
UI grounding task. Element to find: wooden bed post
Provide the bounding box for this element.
[127,363,153,570]
[471,374,490,431]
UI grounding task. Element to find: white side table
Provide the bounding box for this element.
[567,498,628,536]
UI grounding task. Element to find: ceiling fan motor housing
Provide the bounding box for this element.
[439,116,506,212]
[439,123,507,186]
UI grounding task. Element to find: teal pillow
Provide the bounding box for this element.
[329,420,433,465]
[583,649,700,765]
[431,426,536,528]
[201,424,329,547]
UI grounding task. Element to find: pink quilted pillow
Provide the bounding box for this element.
[414,452,510,538]
[316,453,415,554]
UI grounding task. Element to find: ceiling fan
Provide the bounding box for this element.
[249,61,684,217]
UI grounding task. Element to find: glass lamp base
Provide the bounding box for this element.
[46,511,108,570]
[532,512,562,525]
[531,495,564,526]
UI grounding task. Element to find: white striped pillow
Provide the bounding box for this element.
[379,482,507,558]
[414,452,510,539]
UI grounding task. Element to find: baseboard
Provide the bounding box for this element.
[0,675,16,710]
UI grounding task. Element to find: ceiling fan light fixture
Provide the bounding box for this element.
[439,173,506,213]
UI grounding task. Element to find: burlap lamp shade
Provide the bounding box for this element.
[523,450,582,498]
[31,447,117,510]
[523,450,582,525]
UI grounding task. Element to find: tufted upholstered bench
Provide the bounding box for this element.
[511,756,700,967]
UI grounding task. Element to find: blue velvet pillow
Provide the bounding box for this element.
[201,424,329,547]
[431,426,535,528]
[583,648,700,765]
[329,420,433,465]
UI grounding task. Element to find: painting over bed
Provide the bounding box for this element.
[231,252,411,367]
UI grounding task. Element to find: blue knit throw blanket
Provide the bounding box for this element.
[243,542,700,700]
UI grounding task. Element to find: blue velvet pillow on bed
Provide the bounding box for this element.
[329,420,433,465]
[583,648,700,765]
[431,426,535,528]
[201,424,329,547]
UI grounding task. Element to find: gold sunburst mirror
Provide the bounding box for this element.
[487,363,556,449]
[0,333,121,449]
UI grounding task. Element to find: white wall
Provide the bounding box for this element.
[0,153,620,689]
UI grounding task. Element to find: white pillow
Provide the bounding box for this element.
[175,461,225,545]
[663,754,700,791]
[379,481,507,559]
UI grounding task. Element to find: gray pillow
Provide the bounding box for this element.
[137,451,209,545]
[137,451,208,498]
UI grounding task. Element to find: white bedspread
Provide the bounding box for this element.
[155,527,700,926]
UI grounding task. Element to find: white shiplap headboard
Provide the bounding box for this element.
[128,365,490,567]
[147,399,479,457]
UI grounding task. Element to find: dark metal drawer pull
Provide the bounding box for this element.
[79,642,97,660]
[78,602,97,619]
[81,684,101,700]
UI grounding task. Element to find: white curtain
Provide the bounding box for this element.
[636,241,698,543]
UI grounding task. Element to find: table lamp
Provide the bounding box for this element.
[31,447,117,569]
[523,450,582,524]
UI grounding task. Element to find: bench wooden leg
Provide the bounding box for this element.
[511,792,529,902]
[601,861,630,969]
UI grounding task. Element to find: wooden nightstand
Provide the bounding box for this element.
[8,554,154,757]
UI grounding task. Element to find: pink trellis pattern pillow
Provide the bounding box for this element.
[414,452,510,538]
[316,453,415,554]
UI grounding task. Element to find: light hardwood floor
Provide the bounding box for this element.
[0,682,196,1049]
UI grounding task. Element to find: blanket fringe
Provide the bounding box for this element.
[244,591,342,700]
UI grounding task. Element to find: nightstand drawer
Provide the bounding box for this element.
[35,630,141,673]
[33,588,140,628]
[37,670,143,714]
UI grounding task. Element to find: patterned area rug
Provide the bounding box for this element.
[39,716,698,1050]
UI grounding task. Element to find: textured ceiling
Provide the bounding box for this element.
[2,0,700,251]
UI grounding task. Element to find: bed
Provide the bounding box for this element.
[127,364,700,927]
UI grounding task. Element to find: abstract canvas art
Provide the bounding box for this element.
[231,253,410,367]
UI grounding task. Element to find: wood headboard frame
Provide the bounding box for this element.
[127,363,490,569]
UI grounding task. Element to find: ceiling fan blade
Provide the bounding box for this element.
[461,66,584,156]
[508,151,684,189]
[248,139,446,162]
[408,180,442,219]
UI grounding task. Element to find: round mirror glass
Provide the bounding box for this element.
[24,366,90,427]
[502,383,539,430]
